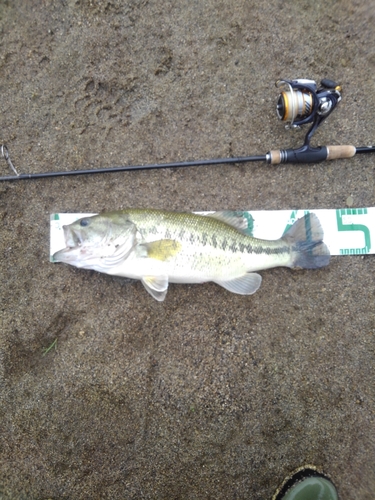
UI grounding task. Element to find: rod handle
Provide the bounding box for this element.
[268,146,328,164]
[326,145,356,160]
[268,150,282,165]
[268,145,357,165]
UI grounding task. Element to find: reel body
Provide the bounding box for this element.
[276,78,342,146]
[276,78,342,127]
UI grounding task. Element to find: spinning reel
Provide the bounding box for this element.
[276,78,342,145]
[267,78,348,164]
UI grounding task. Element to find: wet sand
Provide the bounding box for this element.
[1,1,374,498]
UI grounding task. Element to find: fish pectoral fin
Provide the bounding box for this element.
[214,273,262,295]
[141,239,182,261]
[141,275,169,302]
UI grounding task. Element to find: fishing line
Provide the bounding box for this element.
[1,78,374,182]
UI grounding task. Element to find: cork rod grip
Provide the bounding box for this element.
[326,145,356,160]
[269,150,282,165]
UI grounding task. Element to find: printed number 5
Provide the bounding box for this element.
[336,208,371,254]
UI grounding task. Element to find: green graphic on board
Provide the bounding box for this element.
[283,210,310,235]
[336,208,371,254]
[227,211,254,236]
[242,211,254,236]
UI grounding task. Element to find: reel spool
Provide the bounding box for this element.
[276,79,342,143]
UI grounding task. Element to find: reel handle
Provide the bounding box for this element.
[268,145,356,164]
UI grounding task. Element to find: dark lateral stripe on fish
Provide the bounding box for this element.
[202,237,290,255]
[234,242,290,255]
[142,227,291,256]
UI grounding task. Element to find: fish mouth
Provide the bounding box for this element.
[53,245,80,262]
[63,225,83,247]
[52,226,84,263]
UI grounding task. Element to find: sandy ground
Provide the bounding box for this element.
[1,0,375,498]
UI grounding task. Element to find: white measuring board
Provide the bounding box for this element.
[50,207,375,260]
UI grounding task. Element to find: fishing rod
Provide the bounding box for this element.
[1,78,374,182]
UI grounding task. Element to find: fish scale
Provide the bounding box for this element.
[127,210,278,255]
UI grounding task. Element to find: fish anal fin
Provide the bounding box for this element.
[141,275,169,301]
[144,239,182,261]
[214,272,262,295]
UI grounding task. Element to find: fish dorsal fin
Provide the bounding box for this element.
[214,272,262,295]
[141,275,169,301]
[205,211,249,232]
[141,239,182,261]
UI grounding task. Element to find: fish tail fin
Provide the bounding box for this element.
[282,213,330,269]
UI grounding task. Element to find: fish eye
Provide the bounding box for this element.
[80,218,90,227]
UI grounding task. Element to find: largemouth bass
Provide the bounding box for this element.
[53,209,330,301]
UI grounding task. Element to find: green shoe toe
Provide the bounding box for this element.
[273,466,338,500]
[281,476,338,500]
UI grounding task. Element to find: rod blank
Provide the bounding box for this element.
[1,144,374,182]
[0,154,267,181]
